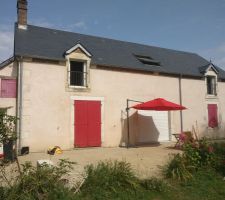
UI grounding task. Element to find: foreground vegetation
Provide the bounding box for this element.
[0,139,225,199]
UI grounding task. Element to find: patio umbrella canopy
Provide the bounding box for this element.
[132,98,186,111]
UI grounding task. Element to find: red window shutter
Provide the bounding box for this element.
[208,104,218,128]
[0,79,17,98]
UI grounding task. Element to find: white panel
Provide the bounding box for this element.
[137,110,169,143]
[0,144,3,156]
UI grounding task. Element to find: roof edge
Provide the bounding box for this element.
[0,56,15,69]
[22,24,200,56]
[65,43,92,57]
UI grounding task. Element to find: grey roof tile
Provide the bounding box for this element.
[14,24,225,79]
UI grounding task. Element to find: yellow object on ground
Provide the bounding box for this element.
[47,146,63,155]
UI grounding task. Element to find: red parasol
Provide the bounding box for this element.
[132,98,186,111]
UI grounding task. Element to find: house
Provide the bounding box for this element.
[1,0,225,152]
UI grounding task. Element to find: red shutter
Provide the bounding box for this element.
[208,104,218,128]
[74,101,88,147]
[0,79,17,98]
[87,101,101,146]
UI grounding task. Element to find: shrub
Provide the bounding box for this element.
[164,139,225,182]
[82,160,139,191]
[183,141,216,169]
[78,160,140,199]
[1,159,77,200]
[183,139,225,176]
[183,144,201,169]
[0,108,17,144]
[163,154,193,181]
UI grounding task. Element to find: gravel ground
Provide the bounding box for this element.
[17,142,181,179]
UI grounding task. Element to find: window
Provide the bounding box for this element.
[0,79,17,98]
[135,55,160,66]
[69,61,87,87]
[208,104,218,128]
[206,76,217,95]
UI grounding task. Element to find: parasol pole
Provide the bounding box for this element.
[126,99,130,148]
[126,99,143,148]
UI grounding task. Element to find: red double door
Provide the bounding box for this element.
[74,100,101,147]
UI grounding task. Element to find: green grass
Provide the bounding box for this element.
[168,169,225,200]
[1,158,225,199]
[77,163,225,200]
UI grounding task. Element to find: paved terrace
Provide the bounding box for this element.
[18,142,181,179]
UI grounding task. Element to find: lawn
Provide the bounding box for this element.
[1,139,225,199]
[76,166,225,200]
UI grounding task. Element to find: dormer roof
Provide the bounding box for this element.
[65,43,92,57]
[199,63,218,74]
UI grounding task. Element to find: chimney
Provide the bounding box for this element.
[17,0,28,29]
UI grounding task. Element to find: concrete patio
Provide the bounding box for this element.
[18,142,181,179]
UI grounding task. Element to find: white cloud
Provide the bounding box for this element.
[198,43,225,70]
[67,21,87,31]
[30,18,54,28]
[0,25,14,63]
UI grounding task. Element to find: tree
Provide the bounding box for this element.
[0,108,17,144]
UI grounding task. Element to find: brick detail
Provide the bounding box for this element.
[17,0,28,27]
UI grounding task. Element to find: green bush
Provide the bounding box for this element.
[0,108,17,143]
[163,154,193,181]
[78,160,170,199]
[183,140,225,176]
[164,139,225,182]
[81,160,139,192]
[183,144,201,169]
[1,159,77,200]
[183,141,216,169]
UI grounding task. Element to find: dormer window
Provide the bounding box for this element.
[206,76,217,95]
[200,63,218,97]
[65,43,92,90]
[135,55,161,66]
[69,60,87,87]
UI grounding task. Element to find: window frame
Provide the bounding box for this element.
[68,59,88,88]
[206,75,217,96]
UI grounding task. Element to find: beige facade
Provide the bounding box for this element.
[0,50,225,152]
[1,0,223,152]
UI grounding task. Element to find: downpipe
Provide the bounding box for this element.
[16,57,23,155]
[179,74,183,132]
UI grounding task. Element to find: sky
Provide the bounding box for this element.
[0,0,225,69]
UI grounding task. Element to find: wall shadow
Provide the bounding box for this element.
[120,110,160,147]
[136,114,160,144]
[120,110,138,147]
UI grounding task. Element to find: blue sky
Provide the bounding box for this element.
[1,0,225,68]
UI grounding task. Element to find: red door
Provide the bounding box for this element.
[208,104,218,128]
[74,100,101,147]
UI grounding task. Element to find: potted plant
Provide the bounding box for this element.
[0,108,17,161]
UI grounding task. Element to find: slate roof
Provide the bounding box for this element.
[14,24,225,79]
